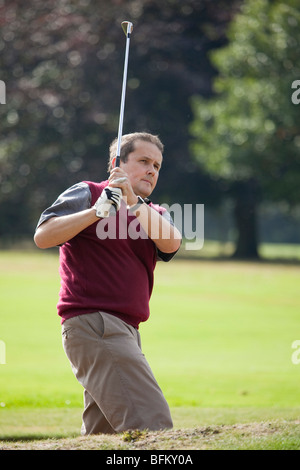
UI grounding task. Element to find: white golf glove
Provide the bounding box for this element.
[94,187,122,218]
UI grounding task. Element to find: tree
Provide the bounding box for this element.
[190,0,300,258]
[0,0,241,241]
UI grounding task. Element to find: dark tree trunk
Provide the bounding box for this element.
[232,179,260,259]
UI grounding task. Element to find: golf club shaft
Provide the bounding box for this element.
[115,22,133,167]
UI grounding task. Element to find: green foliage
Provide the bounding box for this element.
[190,0,300,204]
[0,0,240,237]
[122,429,146,442]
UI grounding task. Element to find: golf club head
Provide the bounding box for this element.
[121,21,133,36]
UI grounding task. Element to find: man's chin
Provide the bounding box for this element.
[137,183,153,199]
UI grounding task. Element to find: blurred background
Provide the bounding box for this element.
[0,2,300,444]
[0,0,299,260]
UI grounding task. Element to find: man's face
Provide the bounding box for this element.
[120,140,163,198]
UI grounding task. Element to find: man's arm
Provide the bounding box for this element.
[34,208,98,249]
[34,178,181,252]
[107,167,182,254]
[34,182,97,249]
[130,202,182,254]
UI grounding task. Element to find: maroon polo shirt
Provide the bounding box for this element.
[57,180,168,328]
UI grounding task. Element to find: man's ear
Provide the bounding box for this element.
[111,157,116,169]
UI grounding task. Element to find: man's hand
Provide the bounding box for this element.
[108,168,138,207]
[94,187,123,218]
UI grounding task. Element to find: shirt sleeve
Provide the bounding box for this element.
[36,182,91,229]
[156,210,181,262]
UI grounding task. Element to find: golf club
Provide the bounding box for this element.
[96,21,133,218]
[115,21,133,167]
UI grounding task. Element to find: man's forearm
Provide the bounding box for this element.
[34,208,98,249]
[132,203,182,253]
[34,202,181,253]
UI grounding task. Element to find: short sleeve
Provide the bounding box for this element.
[36,182,91,229]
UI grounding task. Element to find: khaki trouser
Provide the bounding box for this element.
[61,311,173,435]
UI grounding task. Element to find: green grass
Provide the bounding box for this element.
[146,257,300,409]
[0,248,299,448]
[182,239,300,261]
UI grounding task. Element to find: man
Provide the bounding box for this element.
[34,132,182,435]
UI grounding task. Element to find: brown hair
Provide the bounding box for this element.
[108,132,164,172]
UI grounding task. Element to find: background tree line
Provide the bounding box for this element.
[0,0,299,257]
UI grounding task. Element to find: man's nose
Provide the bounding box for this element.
[147,165,156,175]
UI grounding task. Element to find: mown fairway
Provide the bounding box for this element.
[0,249,299,448]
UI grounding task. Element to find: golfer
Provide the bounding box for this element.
[34,132,182,435]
